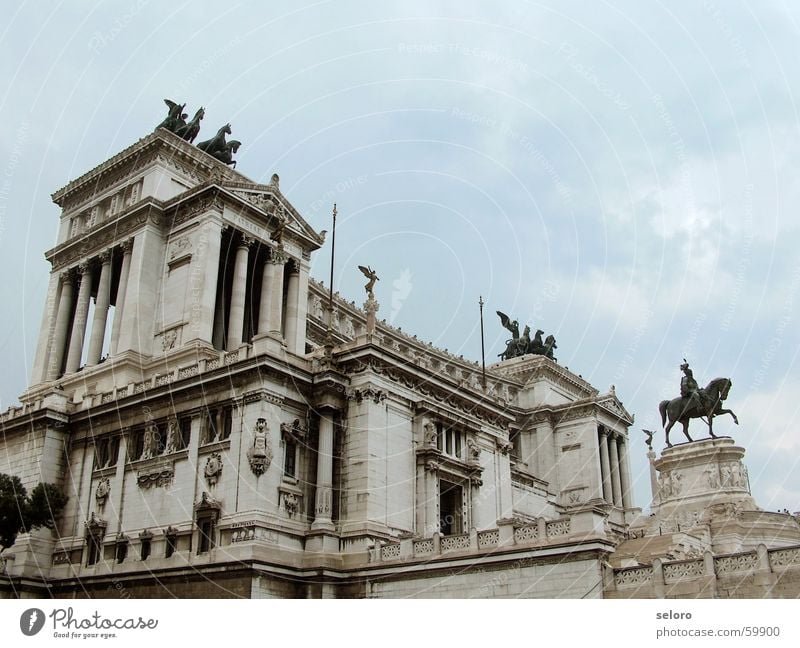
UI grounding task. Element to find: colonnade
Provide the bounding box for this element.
[598,426,633,508]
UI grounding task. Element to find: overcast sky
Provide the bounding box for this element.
[1,0,798,513]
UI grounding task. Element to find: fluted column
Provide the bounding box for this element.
[86,250,112,365]
[283,264,300,353]
[47,271,74,380]
[257,251,274,335]
[608,432,622,507]
[109,239,133,355]
[268,248,287,338]
[65,262,93,374]
[312,411,335,531]
[226,235,253,349]
[618,436,633,509]
[598,428,613,503]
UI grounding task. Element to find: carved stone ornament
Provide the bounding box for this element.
[423,422,438,447]
[347,386,387,404]
[204,452,224,487]
[137,460,174,489]
[248,418,273,476]
[95,477,111,506]
[161,328,179,352]
[466,436,481,463]
[84,512,107,532]
[280,419,307,443]
[283,492,299,516]
[495,439,513,455]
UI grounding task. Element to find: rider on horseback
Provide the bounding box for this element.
[680,360,703,411]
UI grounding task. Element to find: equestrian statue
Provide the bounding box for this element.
[155,100,241,167]
[658,359,739,447]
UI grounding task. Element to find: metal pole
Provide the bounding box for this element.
[479,295,486,388]
[328,203,337,316]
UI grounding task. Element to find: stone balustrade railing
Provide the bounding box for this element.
[376,515,582,563]
[612,544,800,594]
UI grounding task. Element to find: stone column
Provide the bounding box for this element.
[283,263,300,353]
[256,250,274,335]
[598,428,613,504]
[187,220,222,346]
[65,262,93,374]
[47,272,74,380]
[109,239,133,355]
[268,248,287,338]
[618,436,633,509]
[116,221,165,357]
[608,432,622,507]
[226,234,253,350]
[311,411,335,531]
[86,250,113,366]
[32,270,63,384]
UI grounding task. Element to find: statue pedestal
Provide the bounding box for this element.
[617,436,800,562]
[652,437,755,519]
[363,297,379,335]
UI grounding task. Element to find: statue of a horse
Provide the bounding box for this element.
[214,140,241,167]
[197,123,232,156]
[175,107,204,143]
[543,334,557,359]
[658,377,738,447]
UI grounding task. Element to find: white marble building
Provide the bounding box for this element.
[2,127,796,598]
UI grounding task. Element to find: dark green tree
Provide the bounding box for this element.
[0,473,68,549]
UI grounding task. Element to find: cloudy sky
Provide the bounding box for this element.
[1,0,798,512]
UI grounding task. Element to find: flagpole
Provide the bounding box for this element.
[479,295,486,388]
[327,203,337,327]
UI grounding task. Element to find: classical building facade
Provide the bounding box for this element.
[1,127,798,598]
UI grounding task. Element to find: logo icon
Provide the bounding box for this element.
[20,608,45,636]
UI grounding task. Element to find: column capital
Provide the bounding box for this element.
[99,249,113,264]
[121,238,134,254]
[240,234,256,248]
[269,246,288,265]
[59,270,72,283]
[76,261,90,276]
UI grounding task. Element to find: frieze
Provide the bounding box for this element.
[57,148,160,214]
[136,460,174,489]
[171,192,224,228]
[50,203,164,270]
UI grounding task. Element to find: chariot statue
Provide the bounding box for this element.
[496,311,557,361]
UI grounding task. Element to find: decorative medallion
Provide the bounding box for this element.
[247,418,273,476]
[95,477,111,507]
[204,452,223,487]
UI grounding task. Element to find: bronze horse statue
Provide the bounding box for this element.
[659,377,738,447]
[197,123,232,156]
[175,106,204,143]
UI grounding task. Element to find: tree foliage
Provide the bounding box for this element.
[0,473,68,549]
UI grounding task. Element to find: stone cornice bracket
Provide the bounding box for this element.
[84,512,107,532]
[496,439,513,455]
